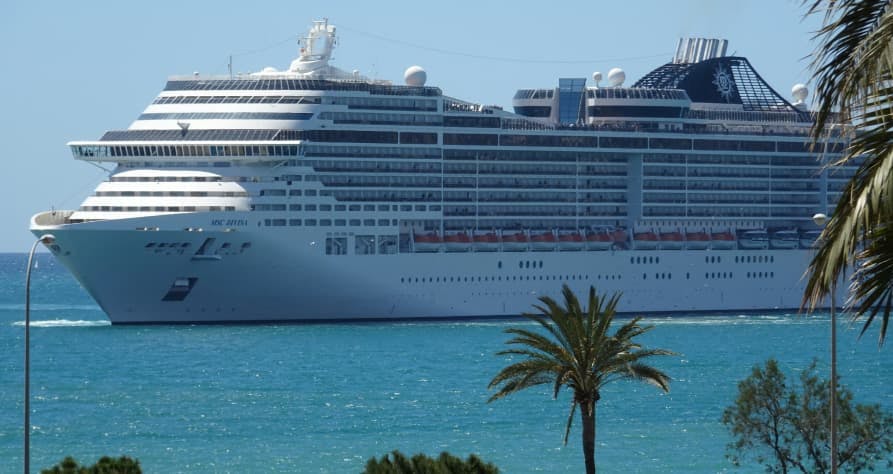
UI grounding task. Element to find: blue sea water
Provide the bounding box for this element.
[0,253,890,473]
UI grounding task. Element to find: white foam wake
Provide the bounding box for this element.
[12,319,110,328]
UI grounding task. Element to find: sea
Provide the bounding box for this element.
[0,253,890,473]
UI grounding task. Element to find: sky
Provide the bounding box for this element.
[0,0,823,252]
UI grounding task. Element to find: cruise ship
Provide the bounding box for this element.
[31,20,848,324]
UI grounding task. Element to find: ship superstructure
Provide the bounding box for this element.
[32,27,848,323]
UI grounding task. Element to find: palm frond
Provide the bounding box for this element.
[623,363,673,392]
[564,400,578,445]
[804,0,893,344]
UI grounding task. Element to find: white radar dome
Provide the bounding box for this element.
[607,68,625,87]
[404,65,427,86]
[792,83,809,102]
[262,66,279,73]
[592,71,602,84]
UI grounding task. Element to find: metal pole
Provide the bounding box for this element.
[24,234,53,474]
[830,285,837,474]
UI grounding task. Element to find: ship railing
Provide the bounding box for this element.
[31,210,74,227]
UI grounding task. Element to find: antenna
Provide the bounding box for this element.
[228,54,233,79]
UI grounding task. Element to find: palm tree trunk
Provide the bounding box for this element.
[581,400,596,474]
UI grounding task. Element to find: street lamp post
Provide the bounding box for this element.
[813,213,837,474]
[24,234,55,474]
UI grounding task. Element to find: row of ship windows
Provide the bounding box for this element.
[644,207,813,218]
[73,144,300,159]
[644,153,849,167]
[253,203,442,212]
[302,145,441,159]
[255,200,440,213]
[645,181,820,192]
[439,192,626,203]
[444,206,626,217]
[400,274,597,284]
[644,271,774,280]
[392,271,774,283]
[645,167,820,179]
[137,112,312,121]
[448,165,626,177]
[80,206,236,212]
[644,194,819,205]
[153,95,322,105]
[442,178,626,190]
[703,255,777,264]
[95,191,248,197]
[111,176,224,182]
[317,111,442,126]
[442,150,628,163]
[263,218,397,227]
[328,96,439,111]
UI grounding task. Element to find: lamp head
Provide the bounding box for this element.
[812,213,828,226]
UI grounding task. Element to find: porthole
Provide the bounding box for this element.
[643,273,647,280]
[498,261,502,269]
[519,261,523,269]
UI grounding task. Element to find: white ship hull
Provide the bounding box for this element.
[33,212,836,324]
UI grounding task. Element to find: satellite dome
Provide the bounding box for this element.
[607,68,625,87]
[592,71,603,83]
[792,83,809,102]
[404,65,427,86]
[262,66,279,73]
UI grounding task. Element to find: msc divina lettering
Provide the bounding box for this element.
[31,20,846,324]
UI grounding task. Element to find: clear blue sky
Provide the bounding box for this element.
[1,0,821,252]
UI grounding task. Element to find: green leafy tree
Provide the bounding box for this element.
[487,285,675,474]
[722,358,893,473]
[362,450,499,474]
[41,455,141,474]
[803,0,893,343]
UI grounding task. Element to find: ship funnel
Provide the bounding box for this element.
[673,38,728,64]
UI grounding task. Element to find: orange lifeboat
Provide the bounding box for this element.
[413,232,442,252]
[558,231,585,251]
[685,229,711,250]
[443,231,471,252]
[530,230,557,251]
[586,229,613,251]
[501,230,529,252]
[633,230,660,250]
[659,230,684,250]
[472,230,500,252]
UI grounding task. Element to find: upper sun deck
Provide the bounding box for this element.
[160,76,442,96]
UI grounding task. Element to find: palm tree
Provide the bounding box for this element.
[487,285,675,474]
[803,0,893,344]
